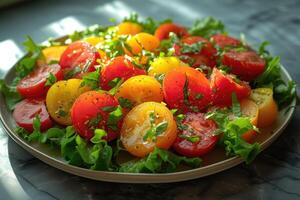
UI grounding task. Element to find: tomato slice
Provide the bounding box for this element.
[222,51,266,81]
[174,36,217,68]
[173,113,218,157]
[59,41,100,73]
[100,56,146,90]
[210,34,241,48]
[163,66,212,112]
[210,68,251,107]
[121,102,177,157]
[17,64,64,98]
[154,23,188,40]
[71,91,121,141]
[13,98,53,132]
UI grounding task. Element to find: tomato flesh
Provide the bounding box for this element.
[163,66,212,112]
[210,34,241,48]
[13,99,53,132]
[154,23,188,40]
[59,41,100,73]
[222,51,266,81]
[100,56,146,90]
[174,36,217,68]
[173,113,218,157]
[210,68,251,107]
[17,64,63,98]
[71,91,121,141]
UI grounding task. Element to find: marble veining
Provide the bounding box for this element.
[0,0,299,199]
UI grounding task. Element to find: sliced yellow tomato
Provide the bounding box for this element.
[240,99,259,143]
[250,88,278,128]
[41,46,67,64]
[126,33,160,55]
[46,79,90,125]
[84,36,104,46]
[121,102,177,157]
[117,22,143,35]
[148,56,189,76]
[115,75,164,106]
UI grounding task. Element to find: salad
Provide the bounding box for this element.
[0,14,298,173]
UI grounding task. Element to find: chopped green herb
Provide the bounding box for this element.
[195,93,203,100]
[64,66,81,79]
[80,69,100,89]
[45,72,57,86]
[231,93,241,117]
[118,97,134,109]
[107,105,123,131]
[179,134,201,143]
[88,113,102,128]
[57,109,67,117]
[180,41,204,54]
[183,74,190,105]
[143,111,168,142]
[154,73,165,84]
[91,129,107,144]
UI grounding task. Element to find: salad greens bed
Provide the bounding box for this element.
[0,13,298,173]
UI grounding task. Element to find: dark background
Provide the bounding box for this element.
[0,0,299,199]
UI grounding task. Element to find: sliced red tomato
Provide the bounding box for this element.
[13,98,53,132]
[154,23,188,40]
[222,51,266,81]
[174,36,217,68]
[71,91,122,141]
[180,54,216,68]
[59,41,100,73]
[210,34,241,48]
[210,68,251,107]
[17,64,64,98]
[100,56,146,90]
[163,66,212,112]
[173,112,218,157]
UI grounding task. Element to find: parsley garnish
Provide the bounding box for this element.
[80,69,100,89]
[118,97,134,109]
[179,134,201,143]
[195,93,203,100]
[88,113,102,129]
[180,41,204,54]
[64,66,81,79]
[143,111,168,142]
[106,105,123,131]
[45,72,57,86]
[183,74,190,105]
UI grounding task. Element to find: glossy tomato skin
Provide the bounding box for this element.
[71,91,121,141]
[13,98,53,132]
[210,68,251,107]
[174,36,217,68]
[59,41,100,73]
[210,34,241,48]
[222,51,266,81]
[163,66,212,113]
[173,113,218,157]
[100,56,146,90]
[154,23,188,40]
[17,64,64,98]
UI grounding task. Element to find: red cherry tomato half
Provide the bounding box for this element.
[17,64,64,98]
[13,98,53,132]
[163,66,212,113]
[210,68,251,107]
[210,34,241,48]
[154,23,188,40]
[222,51,266,81]
[71,91,121,141]
[173,112,218,157]
[59,41,100,73]
[100,56,146,90]
[174,36,217,68]
[174,36,217,59]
